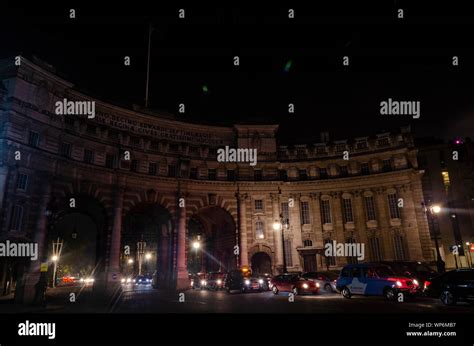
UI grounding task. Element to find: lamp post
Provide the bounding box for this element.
[137,236,146,276]
[273,214,288,274]
[192,237,201,273]
[51,238,63,288]
[422,202,445,273]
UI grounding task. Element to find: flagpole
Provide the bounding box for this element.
[145,22,152,108]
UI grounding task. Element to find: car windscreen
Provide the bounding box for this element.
[374,266,395,277]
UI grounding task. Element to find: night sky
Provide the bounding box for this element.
[2,1,474,143]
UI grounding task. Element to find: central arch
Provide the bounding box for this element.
[122,203,173,288]
[187,206,237,274]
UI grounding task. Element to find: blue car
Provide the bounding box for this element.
[336,264,419,300]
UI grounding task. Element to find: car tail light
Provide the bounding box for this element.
[424,281,431,290]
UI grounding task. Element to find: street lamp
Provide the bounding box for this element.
[422,202,445,273]
[192,241,201,250]
[273,213,288,274]
[128,258,134,265]
[137,236,146,276]
[51,237,63,288]
[145,253,152,261]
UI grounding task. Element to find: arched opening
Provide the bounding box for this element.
[122,203,173,288]
[187,206,236,274]
[251,252,272,275]
[49,195,107,287]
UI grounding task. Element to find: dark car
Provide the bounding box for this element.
[424,269,474,305]
[206,272,227,290]
[378,261,439,292]
[270,273,320,295]
[190,272,208,289]
[135,274,152,285]
[224,270,265,293]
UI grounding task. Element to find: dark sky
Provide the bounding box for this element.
[2,1,474,143]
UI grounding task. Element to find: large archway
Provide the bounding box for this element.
[122,203,173,288]
[187,206,236,274]
[49,195,108,286]
[251,252,272,275]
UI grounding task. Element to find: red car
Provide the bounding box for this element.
[270,273,320,295]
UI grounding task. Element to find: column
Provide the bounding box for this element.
[270,193,283,269]
[309,193,323,268]
[330,192,346,266]
[289,194,303,270]
[238,193,249,267]
[21,180,52,304]
[107,186,124,284]
[353,190,369,256]
[375,187,394,260]
[176,194,188,290]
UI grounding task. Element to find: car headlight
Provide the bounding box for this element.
[245,279,250,285]
[201,280,206,286]
[126,278,131,283]
[121,278,126,283]
[217,279,222,285]
[413,279,419,286]
[138,279,142,282]
[316,282,320,288]
[258,279,264,284]
[302,283,309,289]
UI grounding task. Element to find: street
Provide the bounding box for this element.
[112,285,474,314]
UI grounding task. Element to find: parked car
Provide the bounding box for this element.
[377,261,439,292]
[224,269,265,293]
[301,272,337,292]
[190,272,208,290]
[135,275,152,285]
[423,269,474,305]
[206,272,227,290]
[254,273,272,291]
[270,273,320,295]
[336,263,418,300]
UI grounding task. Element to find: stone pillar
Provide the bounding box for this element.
[270,193,283,269]
[107,186,124,286]
[309,193,323,268]
[353,190,369,257]
[0,166,8,212]
[330,192,346,266]
[289,194,303,271]
[176,194,188,290]
[21,181,52,304]
[375,187,394,260]
[238,193,249,267]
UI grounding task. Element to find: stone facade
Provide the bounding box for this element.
[0,57,434,298]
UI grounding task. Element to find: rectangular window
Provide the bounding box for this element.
[255,221,265,239]
[254,170,263,181]
[361,163,370,175]
[189,167,198,179]
[130,159,139,172]
[340,165,348,177]
[279,169,288,181]
[382,159,392,172]
[227,169,235,181]
[378,138,390,147]
[300,201,310,225]
[281,202,290,225]
[208,169,216,180]
[10,205,23,231]
[105,154,117,169]
[84,149,94,164]
[324,239,336,266]
[369,237,383,262]
[28,131,40,147]
[342,198,354,223]
[321,200,332,224]
[319,168,328,179]
[254,199,264,211]
[168,165,177,177]
[393,235,406,260]
[388,193,401,219]
[16,173,28,191]
[364,196,376,221]
[299,169,308,181]
[346,238,358,264]
[59,142,72,157]
[148,162,157,176]
[356,141,368,149]
[284,239,293,267]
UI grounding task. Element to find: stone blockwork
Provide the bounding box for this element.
[0,57,434,297]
